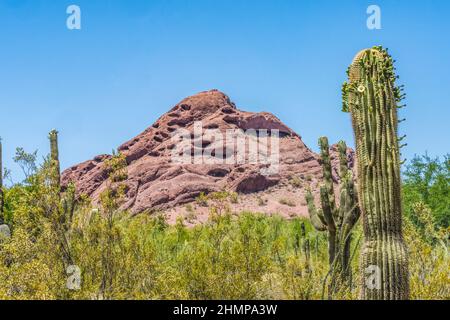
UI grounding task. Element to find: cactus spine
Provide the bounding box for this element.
[305,137,360,287]
[343,47,409,299]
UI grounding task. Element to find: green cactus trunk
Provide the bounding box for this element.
[48,130,75,266]
[344,47,409,300]
[49,130,61,191]
[300,223,310,258]
[305,137,360,293]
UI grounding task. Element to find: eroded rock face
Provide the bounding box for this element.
[62,90,354,216]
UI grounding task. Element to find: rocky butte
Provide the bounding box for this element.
[62,90,353,224]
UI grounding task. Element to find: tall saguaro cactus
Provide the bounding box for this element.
[49,129,61,191]
[305,137,360,287]
[343,47,409,299]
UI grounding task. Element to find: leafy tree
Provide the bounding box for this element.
[13,148,38,181]
[403,154,450,228]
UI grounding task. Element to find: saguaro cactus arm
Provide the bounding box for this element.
[319,186,336,232]
[305,190,327,231]
[305,137,360,288]
[336,141,360,238]
[318,137,338,220]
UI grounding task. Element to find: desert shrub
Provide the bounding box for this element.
[184,204,197,223]
[1,194,448,300]
[279,198,296,207]
[104,152,128,183]
[195,192,208,207]
[0,157,66,299]
[289,175,303,188]
[404,210,449,300]
[0,150,448,300]
[229,192,239,204]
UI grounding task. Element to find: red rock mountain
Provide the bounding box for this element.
[62,90,352,221]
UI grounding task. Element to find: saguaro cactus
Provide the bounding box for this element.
[48,130,75,223]
[343,46,409,299]
[305,137,360,286]
[49,129,61,191]
[49,129,61,189]
[48,130,75,265]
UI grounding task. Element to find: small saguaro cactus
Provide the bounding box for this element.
[48,130,75,226]
[305,137,360,285]
[49,129,61,191]
[48,130,75,265]
[343,46,409,299]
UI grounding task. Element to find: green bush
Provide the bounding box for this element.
[403,154,450,228]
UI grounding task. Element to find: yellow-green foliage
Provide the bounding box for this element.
[104,152,128,183]
[0,158,448,300]
[195,192,209,207]
[289,175,303,188]
[404,202,449,299]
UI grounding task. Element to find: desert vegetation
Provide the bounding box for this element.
[0,133,448,300]
[0,47,448,300]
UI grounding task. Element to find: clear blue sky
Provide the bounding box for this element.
[1,0,449,182]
